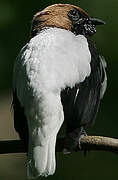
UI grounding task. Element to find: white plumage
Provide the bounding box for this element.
[13,27,91,178]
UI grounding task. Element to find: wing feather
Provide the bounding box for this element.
[61,39,107,132]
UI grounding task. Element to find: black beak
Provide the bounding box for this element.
[89,18,106,25]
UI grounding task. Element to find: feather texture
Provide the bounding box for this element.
[13,27,91,178]
[61,39,107,151]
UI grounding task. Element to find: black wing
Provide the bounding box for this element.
[13,91,29,151]
[61,39,107,133]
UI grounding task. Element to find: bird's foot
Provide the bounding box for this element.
[63,127,87,154]
[78,129,87,150]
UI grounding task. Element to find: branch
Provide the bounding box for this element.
[80,136,118,154]
[0,136,118,154]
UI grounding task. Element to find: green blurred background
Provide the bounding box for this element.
[0,0,118,179]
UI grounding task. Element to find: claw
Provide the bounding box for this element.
[63,127,87,153]
[78,134,85,149]
[78,130,87,150]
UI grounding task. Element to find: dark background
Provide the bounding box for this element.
[0,0,118,179]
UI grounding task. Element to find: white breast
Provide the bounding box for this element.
[13,27,92,178]
[13,27,91,107]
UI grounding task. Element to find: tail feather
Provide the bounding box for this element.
[27,135,57,179]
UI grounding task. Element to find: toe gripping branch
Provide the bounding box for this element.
[62,127,87,154]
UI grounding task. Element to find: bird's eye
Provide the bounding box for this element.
[70,9,78,16]
[68,9,80,21]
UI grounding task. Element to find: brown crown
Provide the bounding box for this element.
[31,4,88,38]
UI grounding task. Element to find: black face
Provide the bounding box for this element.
[68,9,105,37]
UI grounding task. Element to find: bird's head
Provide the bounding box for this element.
[31,4,105,38]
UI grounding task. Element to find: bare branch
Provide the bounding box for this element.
[0,136,118,154]
[80,136,118,154]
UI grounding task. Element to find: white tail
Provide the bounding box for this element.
[27,135,57,179]
[26,92,64,179]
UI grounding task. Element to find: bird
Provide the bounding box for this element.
[12,3,107,179]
